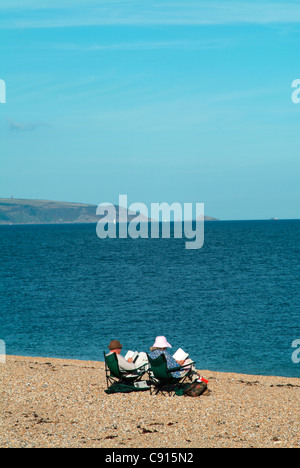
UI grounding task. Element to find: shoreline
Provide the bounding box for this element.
[1,355,299,448]
[3,353,298,380]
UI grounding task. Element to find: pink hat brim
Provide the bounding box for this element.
[152,336,172,348]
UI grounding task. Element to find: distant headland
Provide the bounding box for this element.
[0,198,218,225]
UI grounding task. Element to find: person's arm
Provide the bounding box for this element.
[177,360,185,366]
[117,354,136,371]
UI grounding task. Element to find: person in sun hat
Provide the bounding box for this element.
[107,339,149,372]
[149,336,183,378]
[107,339,137,372]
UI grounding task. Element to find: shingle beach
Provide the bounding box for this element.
[1,355,299,448]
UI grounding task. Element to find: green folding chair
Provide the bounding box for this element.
[103,352,148,393]
[147,353,196,396]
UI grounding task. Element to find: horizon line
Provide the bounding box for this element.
[0,197,299,223]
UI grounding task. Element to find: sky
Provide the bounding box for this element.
[0,0,300,220]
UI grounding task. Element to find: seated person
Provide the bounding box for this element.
[107,340,148,372]
[149,336,186,378]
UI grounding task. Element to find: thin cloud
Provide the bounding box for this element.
[1,1,300,29]
[57,38,232,52]
[7,120,48,132]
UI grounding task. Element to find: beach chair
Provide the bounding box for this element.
[147,353,196,396]
[103,352,148,393]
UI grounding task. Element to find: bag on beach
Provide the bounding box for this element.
[183,380,207,397]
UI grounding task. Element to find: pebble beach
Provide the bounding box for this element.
[1,355,299,448]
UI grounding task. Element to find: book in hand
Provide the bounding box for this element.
[125,350,139,363]
[172,348,189,362]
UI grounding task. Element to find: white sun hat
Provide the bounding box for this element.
[152,336,172,348]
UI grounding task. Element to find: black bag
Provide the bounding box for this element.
[184,380,207,397]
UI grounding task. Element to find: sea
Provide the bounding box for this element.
[1,220,299,378]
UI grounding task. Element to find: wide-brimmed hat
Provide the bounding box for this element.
[152,336,172,349]
[108,340,123,350]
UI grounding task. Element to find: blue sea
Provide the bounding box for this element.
[1,220,299,378]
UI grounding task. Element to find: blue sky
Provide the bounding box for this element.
[0,1,300,220]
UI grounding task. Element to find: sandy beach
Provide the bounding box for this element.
[1,355,299,448]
